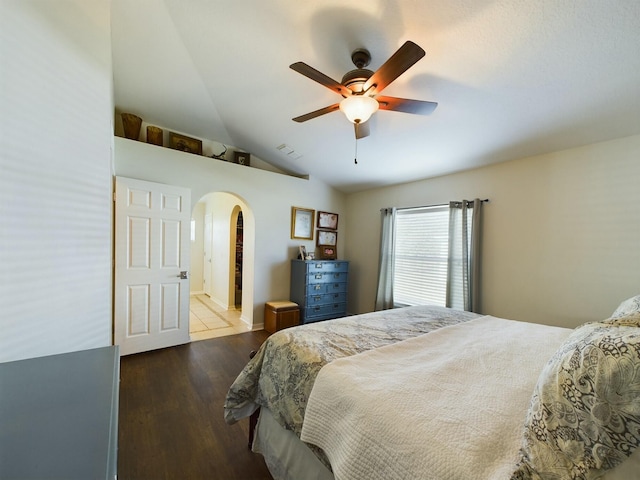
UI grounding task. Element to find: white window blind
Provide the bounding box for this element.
[393,206,450,307]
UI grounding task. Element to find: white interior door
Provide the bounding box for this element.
[114,176,191,356]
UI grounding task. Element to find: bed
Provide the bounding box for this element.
[224,300,640,480]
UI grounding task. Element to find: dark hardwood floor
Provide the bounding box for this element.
[118,331,273,480]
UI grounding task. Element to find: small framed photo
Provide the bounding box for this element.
[317,211,338,230]
[318,246,337,260]
[316,230,337,247]
[169,132,202,155]
[233,151,251,166]
[291,206,315,240]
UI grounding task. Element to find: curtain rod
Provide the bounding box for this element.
[381,199,489,212]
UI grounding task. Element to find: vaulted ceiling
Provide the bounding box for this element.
[111,0,640,193]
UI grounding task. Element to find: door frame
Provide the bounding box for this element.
[194,191,255,329]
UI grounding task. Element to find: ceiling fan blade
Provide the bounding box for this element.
[355,121,370,139]
[362,41,425,96]
[290,62,352,97]
[292,103,340,123]
[376,96,438,115]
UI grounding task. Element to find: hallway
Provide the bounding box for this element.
[189,294,249,341]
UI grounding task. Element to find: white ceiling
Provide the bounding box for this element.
[111,0,640,193]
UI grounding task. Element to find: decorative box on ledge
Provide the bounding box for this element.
[264,301,300,333]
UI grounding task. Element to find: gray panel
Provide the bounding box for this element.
[0,346,119,480]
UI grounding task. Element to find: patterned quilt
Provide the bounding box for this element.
[223,305,480,438]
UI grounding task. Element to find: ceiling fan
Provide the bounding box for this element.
[290,41,438,139]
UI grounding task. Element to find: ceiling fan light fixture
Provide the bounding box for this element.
[339,95,379,124]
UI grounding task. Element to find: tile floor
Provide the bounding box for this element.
[189,293,250,341]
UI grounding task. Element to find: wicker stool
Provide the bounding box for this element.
[264,301,299,333]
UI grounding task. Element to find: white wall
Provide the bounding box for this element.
[345,134,640,329]
[0,0,113,362]
[114,137,346,328]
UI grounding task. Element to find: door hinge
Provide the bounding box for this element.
[113,191,116,202]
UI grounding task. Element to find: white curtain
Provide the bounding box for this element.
[446,199,483,312]
[374,207,396,311]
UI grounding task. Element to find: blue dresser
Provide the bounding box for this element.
[290,259,349,324]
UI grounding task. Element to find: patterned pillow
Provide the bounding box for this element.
[511,319,640,480]
[603,311,640,328]
[611,295,640,319]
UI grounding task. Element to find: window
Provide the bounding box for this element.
[393,206,450,307]
[377,200,482,312]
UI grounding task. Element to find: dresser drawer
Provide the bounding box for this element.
[307,261,349,273]
[306,291,347,306]
[307,282,346,294]
[326,282,347,294]
[307,271,348,285]
[303,302,347,322]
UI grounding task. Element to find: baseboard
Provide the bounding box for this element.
[239,314,259,330]
[250,322,264,331]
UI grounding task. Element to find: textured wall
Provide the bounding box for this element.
[0,0,113,362]
[345,134,640,328]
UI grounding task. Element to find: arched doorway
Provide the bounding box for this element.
[232,208,243,308]
[188,192,254,340]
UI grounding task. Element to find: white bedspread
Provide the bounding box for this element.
[300,316,572,480]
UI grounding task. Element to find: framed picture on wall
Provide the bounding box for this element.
[317,211,338,230]
[318,246,337,260]
[233,151,251,166]
[169,132,202,155]
[291,206,315,240]
[316,229,337,247]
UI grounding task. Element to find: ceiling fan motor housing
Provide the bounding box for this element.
[342,48,373,93]
[351,48,371,68]
[341,69,374,93]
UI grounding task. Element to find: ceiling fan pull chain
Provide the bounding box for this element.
[354,137,358,164]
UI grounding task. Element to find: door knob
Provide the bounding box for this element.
[178,271,188,279]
